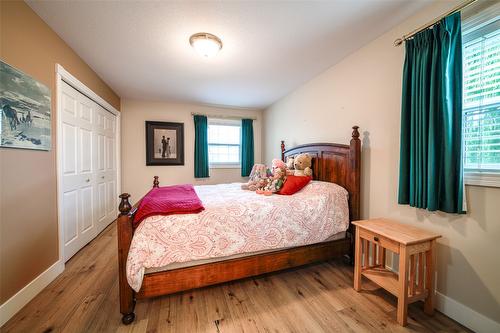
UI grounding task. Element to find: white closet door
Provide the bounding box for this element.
[60,81,117,262]
[95,106,108,228]
[96,104,117,228]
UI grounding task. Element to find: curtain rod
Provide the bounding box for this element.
[394,0,477,47]
[191,112,257,121]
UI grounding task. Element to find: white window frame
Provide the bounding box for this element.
[464,171,500,187]
[462,4,500,187]
[207,118,241,169]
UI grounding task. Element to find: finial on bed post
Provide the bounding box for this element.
[351,126,360,140]
[119,193,132,215]
[281,140,285,161]
[153,176,159,188]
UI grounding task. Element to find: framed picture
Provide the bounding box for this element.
[0,60,51,151]
[146,121,184,166]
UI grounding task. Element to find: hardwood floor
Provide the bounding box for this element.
[2,223,470,333]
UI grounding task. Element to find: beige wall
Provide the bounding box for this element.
[0,1,120,303]
[121,99,262,203]
[264,1,500,324]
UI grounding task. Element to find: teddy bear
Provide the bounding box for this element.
[241,164,268,191]
[293,153,313,177]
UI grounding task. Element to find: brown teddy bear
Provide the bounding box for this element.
[293,153,313,177]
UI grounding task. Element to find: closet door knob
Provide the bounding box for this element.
[86,178,90,182]
[101,176,105,179]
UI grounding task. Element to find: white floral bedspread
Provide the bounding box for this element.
[126,181,349,291]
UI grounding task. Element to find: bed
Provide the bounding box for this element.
[116,125,361,324]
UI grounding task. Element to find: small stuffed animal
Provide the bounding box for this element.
[241,164,268,191]
[265,168,286,193]
[271,158,287,173]
[255,178,270,193]
[293,153,313,177]
[264,159,287,193]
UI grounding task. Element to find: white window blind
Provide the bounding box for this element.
[208,119,241,166]
[462,15,500,171]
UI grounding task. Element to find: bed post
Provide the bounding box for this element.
[117,193,136,325]
[153,175,160,188]
[348,125,361,264]
[281,140,285,161]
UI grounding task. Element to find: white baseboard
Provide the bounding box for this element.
[0,260,64,327]
[436,292,500,333]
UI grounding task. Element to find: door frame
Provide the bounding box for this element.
[55,64,121,266]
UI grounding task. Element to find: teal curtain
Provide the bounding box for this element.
[194,115,209,178]
[241,119,254,177]
[398,12,464,214]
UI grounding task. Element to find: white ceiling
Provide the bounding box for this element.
[28,0,430,109]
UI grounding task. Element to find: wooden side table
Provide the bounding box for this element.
[352,219,441,326]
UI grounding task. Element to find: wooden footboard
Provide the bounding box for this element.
[116,194,136,325]
[116,177,159,324]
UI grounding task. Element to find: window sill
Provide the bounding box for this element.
[210,164,241,169]
[464,172,500,188]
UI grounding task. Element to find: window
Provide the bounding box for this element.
[208,119,241,168]
[462,7,500,186]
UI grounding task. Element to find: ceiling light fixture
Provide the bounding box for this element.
[189,32,223,58]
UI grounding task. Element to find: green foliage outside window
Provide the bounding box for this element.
[463,27,500,170]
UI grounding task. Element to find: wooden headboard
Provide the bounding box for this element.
[281,126,361,223]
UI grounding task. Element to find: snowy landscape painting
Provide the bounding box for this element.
[0,60,51,150]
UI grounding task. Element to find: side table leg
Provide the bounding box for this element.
[424,239,436,315]
[397,244,409,326]
[354,226,362,291]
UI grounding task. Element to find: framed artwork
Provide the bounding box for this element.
[146,121,184,166]
[0,60,51,151]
